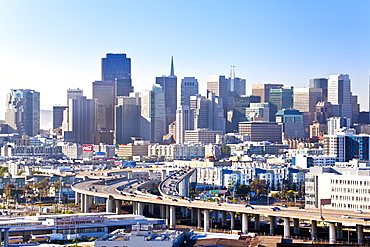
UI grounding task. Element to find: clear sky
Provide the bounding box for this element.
[1,0,370,120]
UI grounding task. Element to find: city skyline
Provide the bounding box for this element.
[0,0,370,120]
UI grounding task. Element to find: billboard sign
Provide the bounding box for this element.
[82,145,93,152]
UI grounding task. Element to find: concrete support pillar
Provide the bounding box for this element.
[166,205,170,226]
[132,202,137,215]
[148,203,154,216]
[137,202,144,215]
[204,209,210,232]
[160,204,166,219]
[214,210,219,222]
[83,194,89,213]
[336,222,343,239]
[329,222,336,244]
[283,217,290,238]
[222,211,227,225]
[181,207,187,217]
[4,228,9,247]
[311,220,317,240]
[242,213,249,234]
[269,216,276,235]
[191,208,197,224]
[169,206,176,228]
[161,170,166,181]
[115,200,122,214]
[254,214,260,230]
[357,224,364,244]
[293,218,299,235]
[230,212,235,230]
[106,197,113,213]
[197,209,202,228]
[75,192,79,204]
[80,194,85,212]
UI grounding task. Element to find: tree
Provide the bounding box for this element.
[221,145,231,158]
[235,184,250,196]
[249,178,268,198]
[0,167,8,176]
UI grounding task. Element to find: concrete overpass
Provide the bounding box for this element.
[72,167,370,244]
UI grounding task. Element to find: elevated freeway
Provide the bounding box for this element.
[72,167,370,244]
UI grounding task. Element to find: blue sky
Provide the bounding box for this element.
[0,0,370,119]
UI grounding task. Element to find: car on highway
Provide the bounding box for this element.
[341,215,351,219]
[172,199,178,202]
[156,196,162,200]
[270,207,281,211]
[245,205,255,209]
[282,205,288,208]
[354,210,363,213]
[215,202,222,206]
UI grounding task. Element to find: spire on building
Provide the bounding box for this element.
[170,56,175,77]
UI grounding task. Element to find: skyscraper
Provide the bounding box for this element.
[228,68,246,96]
[207,75,228,113]
[155,57,177,130]
[140,85,166,143]
[116,78,134,97]
[101,53,131,81]
[251,83,284,103]
[269,86,294,111]
[115,96,141,144]
[176,105,194,144]
[327,74,352,121]
[53,106,68,129]
[190,93,225,133]
[63,96,97,144]
[309,78,328,102]
[5,89,40,136]
[67,88,83,105]
[180,77,198,106]
[92,80,116,130]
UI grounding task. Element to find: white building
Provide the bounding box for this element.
[175,105,194,144]
[141,85,166,143]
[306,165,370,211]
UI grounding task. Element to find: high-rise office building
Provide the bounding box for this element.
[140,85,166,143]
[309,78,328,102]
[238,122,282,143]
[314,101,334,124]
[293,88,322,114]
[115,96,141,144]
[63,96,97,144]
[275,109,305,139]
[155,57,177,130]
[251,83,284,103]
[269,86,294,111]
[180,77,198,106]
[92,81,116,130]
[207,75,228,114]
[327,74,352,121]
[176,105,194,144]
[67,88,83,105]
[245,103,270,122]
[190,93,226,134]
[116,78,134,97]
[5,89,40,136]
[228,95,261,132]
[228,68,246,96]
[53,106,68,129]
[101,53,131,82]
[351,95,359,124]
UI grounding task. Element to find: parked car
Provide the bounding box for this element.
[245,205,255,209]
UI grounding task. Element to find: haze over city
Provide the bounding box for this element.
[1,0,370,122]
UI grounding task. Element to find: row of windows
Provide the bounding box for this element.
[332,195,370,202]
[332,187,370,194]
[331,179,370,186]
